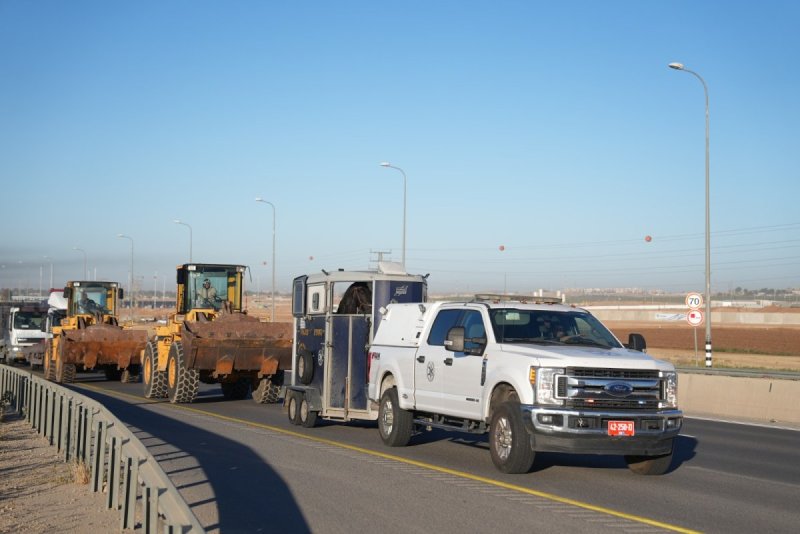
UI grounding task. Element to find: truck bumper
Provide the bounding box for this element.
[521,405,682,456]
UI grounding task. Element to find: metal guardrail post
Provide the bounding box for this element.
[121,455,139,530]
[145,485,160,534]
[106,435,119,510]
[91,420,105,493]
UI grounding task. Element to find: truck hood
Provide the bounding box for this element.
[496,343,675,371]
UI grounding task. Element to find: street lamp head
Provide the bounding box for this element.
[668,62,685,70]
[380,162,390,167]
[117,233,125,238]
[255,197,263,202]
[173,219,181,224]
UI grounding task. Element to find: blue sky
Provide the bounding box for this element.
[1,1,798,295]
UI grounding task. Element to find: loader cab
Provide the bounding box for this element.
[176,264,245,314]
[63,281,120,317]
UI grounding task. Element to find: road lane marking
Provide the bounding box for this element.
[79,383,700,534]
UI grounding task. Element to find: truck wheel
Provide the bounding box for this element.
[489,402,535,474]
[253,372,282,404]
[299,397,318,428]
[166,341,199,404]
[221,378,251,400]
[625,448,674,476]
[143,341,167,398]
[378,387,413,447]
[286,391,301,425]
[297,350,314,385]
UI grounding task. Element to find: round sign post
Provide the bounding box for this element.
[686,293,704,367]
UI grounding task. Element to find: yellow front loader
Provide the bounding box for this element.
[44,281,147,383]
[142,264,292,404]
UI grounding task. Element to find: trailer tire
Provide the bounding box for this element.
[167,341,199,404]
[221,378,251,400]
[299,396,318,428]
[287,391,301,425]
[143,341,167,398]
[625,447,674,476]
[252,372,282,404]
[378,387,413,447]
[489,401,535,474]
[297,350,314,385]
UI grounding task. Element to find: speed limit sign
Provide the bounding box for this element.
[687,309,704,326]
[686,292,703,310]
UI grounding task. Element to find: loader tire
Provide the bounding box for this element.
[104,368,123,381]
[221,378,251,400]
[121,365,141,384]
[56,358,76,384]
[167,341,198,404]
[43,349,56,382]
[252,372,283,404]
[143,341,167,399]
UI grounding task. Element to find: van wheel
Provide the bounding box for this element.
[286,392,301,425]
[489,401,535,474]
[297,351,314,385]
[299,396,318,428]
[378,387,412,447]
[625,447,674,475]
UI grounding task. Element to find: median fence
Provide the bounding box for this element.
[0,364,204,533]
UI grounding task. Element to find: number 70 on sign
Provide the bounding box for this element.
[685,292,703,310]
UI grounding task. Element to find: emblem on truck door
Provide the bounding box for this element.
[426,361,435,382]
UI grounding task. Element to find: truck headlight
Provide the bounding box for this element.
[661,371,678,409]
[535,367,564,406]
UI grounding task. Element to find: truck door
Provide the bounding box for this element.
[414,309,460,411]
[440,309,487,420]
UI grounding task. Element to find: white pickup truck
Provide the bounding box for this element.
[367,295,682,475]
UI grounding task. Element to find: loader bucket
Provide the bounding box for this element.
[61,324,148,370]
[181,314,293,377]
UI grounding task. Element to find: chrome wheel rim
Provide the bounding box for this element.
[381,398,394,435]
[493,416,512,461]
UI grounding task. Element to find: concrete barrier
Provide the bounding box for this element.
[679,371,800,425]
[587,307,800,326]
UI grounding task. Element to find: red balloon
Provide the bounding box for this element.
[498,245,505,251]
[645,235,652,242]
[309,256,314,261]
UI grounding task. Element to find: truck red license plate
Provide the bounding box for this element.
[608,420,635,437]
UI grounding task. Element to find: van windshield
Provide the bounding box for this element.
[13,311,46,331]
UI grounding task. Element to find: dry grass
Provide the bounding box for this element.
[72,460,90,485]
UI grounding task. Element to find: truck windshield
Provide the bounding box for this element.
[13,311,46,331]
[489,309,622,349]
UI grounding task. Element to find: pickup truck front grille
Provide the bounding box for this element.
[557,367,663,410]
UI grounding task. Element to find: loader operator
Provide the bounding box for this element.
[77,291,103,314]
[197,278,219,308]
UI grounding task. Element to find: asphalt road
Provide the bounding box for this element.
[61,373,800,534]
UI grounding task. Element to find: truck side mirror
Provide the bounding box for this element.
[444,327,465,353]
[118,288,124,300]
[626,333,647,352]
[63,287,72,300]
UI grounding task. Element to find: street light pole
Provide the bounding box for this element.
[117,234,135,322]
[669,62,713,368]
[173,219,193,262]
[255,198,276,322]
[73,247,88,279]
[380,162,407,269]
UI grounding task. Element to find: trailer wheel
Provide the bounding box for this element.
[143,341,167,398]
[166,341,199,404]
[299,396,318,428]
[297,350,314,385]
[489,401,535,474]
[378,387,413,447]
[221,378,251,400]
[625,447,674,476]
[286,391,301,425]
[252,372,282,404]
